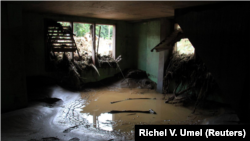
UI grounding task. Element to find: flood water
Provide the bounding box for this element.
[0,79,236,141]
[78,86,218,140]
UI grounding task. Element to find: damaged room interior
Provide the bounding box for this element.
[1,1,250,141]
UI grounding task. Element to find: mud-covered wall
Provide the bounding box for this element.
[175,2,250,122]
[22,12,134,81]
[133,20,161,83]
[1,3,28,113]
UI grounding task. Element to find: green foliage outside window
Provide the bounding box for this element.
[58,22,113,40]
[73,23,91,37]
[96,25,113,40]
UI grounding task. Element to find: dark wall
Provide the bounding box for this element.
[175,2,250,123]
[1,2,134,113]
[1,3,28,113]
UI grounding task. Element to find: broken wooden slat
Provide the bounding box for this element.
[52,43,75,46]
[50,38,72,40]
[52,48,77,52]
[50,41,74,43]
[52,46,76,48]
[151,30,185,52]
[108,109,156,114]
[110,98,156,104]
[97,26,101,55]
[48,34,71,36]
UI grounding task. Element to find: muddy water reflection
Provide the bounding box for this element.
[80,87,209,138]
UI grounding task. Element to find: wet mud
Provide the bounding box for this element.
[2,77,234,141]
[55,81,220,140]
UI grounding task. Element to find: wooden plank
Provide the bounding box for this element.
[49,37,72,39]
[51,45,76,47]
[49,38,73,40]
[51,42,75,45]
[52,46,76,47]
[52,48,77,52]
[50,40,74,43]
[91,24,97,65]
[62,26,70,28]
[48,34,71,36]
[48,31,62,34]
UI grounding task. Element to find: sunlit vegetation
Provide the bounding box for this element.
[176,38,194,55]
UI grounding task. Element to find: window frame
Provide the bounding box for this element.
[58,21,116,60]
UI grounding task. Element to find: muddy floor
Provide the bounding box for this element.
[78,87,218,140]
[53,79,231,140]
[1,78,240,141]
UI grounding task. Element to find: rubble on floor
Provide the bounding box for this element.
[163,52,220,113]
[50,52,120,90]
[119,69,156,89]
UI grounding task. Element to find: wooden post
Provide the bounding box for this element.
[91,24,97,65]
[157,18,172,94]
[70,21,74,60]
[97,26,101,55]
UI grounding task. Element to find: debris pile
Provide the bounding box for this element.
[97,55,117,68]
[50,51,122,90]
[164,52,218,113]
[73,33,113,59]
[53,53,85,90]
[120,69,156,89]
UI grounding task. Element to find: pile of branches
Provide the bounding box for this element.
[97,55,118,68]
[50,52,122,90]
[52,53,86,90]
[164,53,217,113]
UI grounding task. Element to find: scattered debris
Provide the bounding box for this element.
[125,69,148,79]
[110,98,156,104]
[68,138,80,141]
[51,49,123,90]
[28,137,60,141]
[63,125,79,133]
[47,22,121,90]
[164,94,175,103]
[42,137,60,141]
[163,52,219,113]
[108,109,156,114]
[138,79,155,89]
[114,55,125,79]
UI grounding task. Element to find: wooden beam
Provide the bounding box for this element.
[91,23,98,65]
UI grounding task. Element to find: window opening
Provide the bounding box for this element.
[174,24,195,55]
[73,22,93,58]
[95,24,114,57]
[72,23,116,61]
[46,20,117,71]
[176,38,194,55]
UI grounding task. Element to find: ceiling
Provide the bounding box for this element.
[7,1,218,21]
